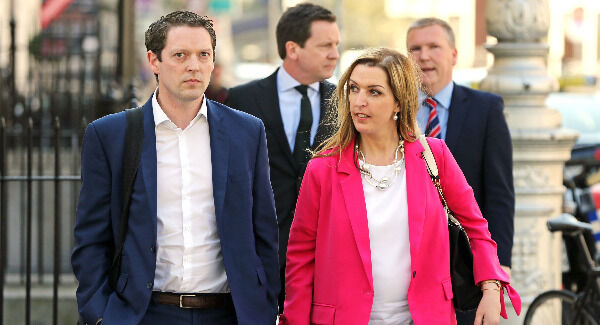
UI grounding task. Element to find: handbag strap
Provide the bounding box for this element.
[109,107,144,290]
[418,136,463,229]
[419,135,439,177]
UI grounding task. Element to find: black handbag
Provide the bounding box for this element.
[109,107,144,290]
[419,136,482,312]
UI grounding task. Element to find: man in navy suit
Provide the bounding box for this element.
[72,11,279,325]
[225,3,339,312]
[407,18,514,324]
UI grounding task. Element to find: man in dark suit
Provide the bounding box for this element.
[407,17,514,324]
[72,11,279,325]
[225,3,339,312]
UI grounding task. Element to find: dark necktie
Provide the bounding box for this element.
[293,85,313,170]
[424,97,441,139]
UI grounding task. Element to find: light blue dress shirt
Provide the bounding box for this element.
[276,66,321,151]
[417,82,454,140]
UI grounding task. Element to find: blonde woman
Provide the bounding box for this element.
[280,48,520,324]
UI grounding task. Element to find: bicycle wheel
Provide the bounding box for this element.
[524,290,598,325]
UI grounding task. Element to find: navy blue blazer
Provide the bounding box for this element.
[444,84,515,267]
[225,70,336,269]
[72,96,279,324]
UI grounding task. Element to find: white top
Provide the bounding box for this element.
[276,66,321,150]
[360,159,413,325]
[152,91,229,293]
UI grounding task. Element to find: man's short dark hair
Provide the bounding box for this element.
[276,3,336,60]
[145,11,216,62]
[407,17,456,48]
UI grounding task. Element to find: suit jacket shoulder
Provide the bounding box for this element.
[226,71,336,112]
[227,71,335,96]
[453,84,503,111]
[306,150,340,174]
[228,74,273,94]
[209,98,264,129]
[88,110,127,136]
[225,71,277,113]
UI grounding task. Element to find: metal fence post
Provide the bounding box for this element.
[25,116,33,325]
[52,116,61,325]
[0,117,6,324]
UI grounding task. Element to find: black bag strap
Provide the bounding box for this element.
[109,107,144,290]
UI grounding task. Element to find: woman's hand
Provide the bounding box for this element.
[474,283,501,325]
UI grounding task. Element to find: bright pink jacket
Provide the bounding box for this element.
[280,138,520,325]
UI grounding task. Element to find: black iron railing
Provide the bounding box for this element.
[0,21,123,325]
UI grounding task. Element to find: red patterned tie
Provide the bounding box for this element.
[424,97,441,138]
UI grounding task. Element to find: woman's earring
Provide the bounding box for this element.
[393,113,399,121]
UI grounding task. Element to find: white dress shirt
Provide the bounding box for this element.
[152,91,229,293]
[276,66,321,150]
[360,159,413,324]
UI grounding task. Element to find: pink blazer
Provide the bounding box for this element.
[280,137,520,325]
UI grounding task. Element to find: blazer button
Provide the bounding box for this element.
[146,282,153,289]
[150,245,156,253]
[412,271,416,278]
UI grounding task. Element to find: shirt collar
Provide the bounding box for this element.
[277,66,320,93]
[418,81,454,109]
[434,82,454,109]
[152,88,207,127]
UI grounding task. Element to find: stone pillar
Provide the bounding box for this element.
[479,0,578,322]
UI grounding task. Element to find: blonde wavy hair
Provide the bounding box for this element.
[315,47,422,158]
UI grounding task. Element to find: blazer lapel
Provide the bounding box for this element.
[140,97,158,225]
[444,83,468,150]
[338,140,374,290]
[256,70,296,168]
[404,140,428,260]
[207,100,229,225]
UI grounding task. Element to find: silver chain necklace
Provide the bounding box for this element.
[356,140,405,190]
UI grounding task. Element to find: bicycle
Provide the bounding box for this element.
[524,213,600,325]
